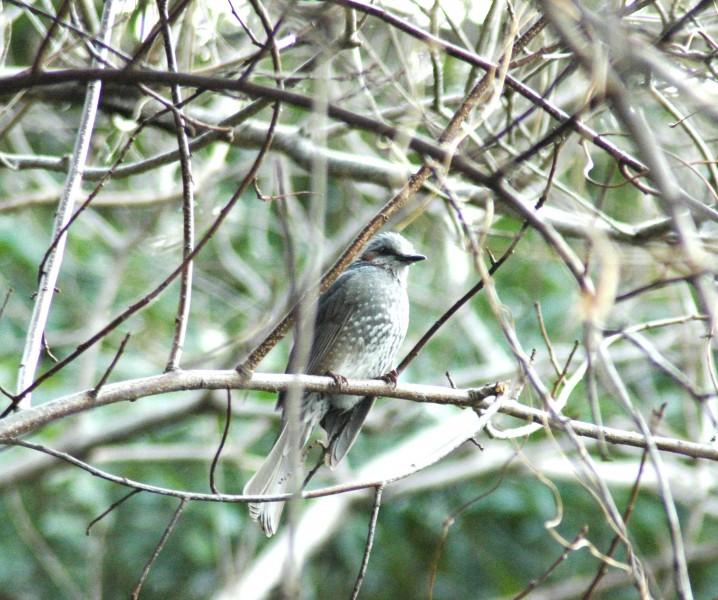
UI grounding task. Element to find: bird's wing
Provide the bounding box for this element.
[276,271,358,412]
[321,395,375,467]
[305,270,358,375]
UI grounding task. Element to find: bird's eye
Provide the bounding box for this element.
[361,245,398,262]
[378,244,400,257]
[360,250,379,261]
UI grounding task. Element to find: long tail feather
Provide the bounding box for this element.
[243,425,292,536]
[243,404,323,536]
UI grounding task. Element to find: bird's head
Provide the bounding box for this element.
[355,232,425,281]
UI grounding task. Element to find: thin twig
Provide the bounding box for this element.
[92,333,131,396]
[429,0,444,111]
[397,223,524,374]
[350,485,384,600]
[130,497,189,600]
[30,0,72,73]
[657,0,714,44]
[0,288,12,323]
[536,302,562,377]
[596,343,687,598]
[584,404,666,599]
[513,526,589,599]
[552,340,579,397]
[428,452,517,600]
[124,0,193,69]
[86,489,142,535]
[157,0,195,372]
[615,277,689,303]
[209,389,232,495]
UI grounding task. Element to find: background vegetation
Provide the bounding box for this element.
[1,0,718,598]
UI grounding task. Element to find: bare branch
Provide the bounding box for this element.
[1,371,717,462]
[16,0,119,408]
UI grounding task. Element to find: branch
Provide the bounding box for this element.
[3,68,599,291]
[15,1,119,408]
[1,67,283,415]
[1,371,717,462]
[3,402,501,504]
[0,396,204,491]
[157,0,195,371]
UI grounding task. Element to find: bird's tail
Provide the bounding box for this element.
[244,411,320,536]
[243,424,293,536]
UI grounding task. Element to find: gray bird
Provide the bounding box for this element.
[244,232,425,536]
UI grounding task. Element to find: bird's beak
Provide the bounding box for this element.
[402,253,426,264]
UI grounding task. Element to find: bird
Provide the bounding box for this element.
[243,231,425,536]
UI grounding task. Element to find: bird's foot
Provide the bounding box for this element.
[302,440,330,488]
[235,362,253,382]
[305,438,328,460]
[379,369,399,387]
[326,371,348,389]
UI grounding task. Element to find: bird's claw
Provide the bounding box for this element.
[327,371,348,388]
[379,369,399,387]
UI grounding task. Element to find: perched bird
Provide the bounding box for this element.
[244,232,425,536]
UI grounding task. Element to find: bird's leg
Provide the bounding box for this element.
[379,369,399,387]
[304,438,328,460]
[302,440,329,488]
[326,370,348,388]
